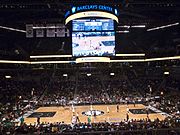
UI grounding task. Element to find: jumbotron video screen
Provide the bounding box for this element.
[72,19,115,57]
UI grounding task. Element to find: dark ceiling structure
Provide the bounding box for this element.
[0,0,179,76]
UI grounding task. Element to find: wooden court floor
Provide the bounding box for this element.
[24,104,166,125]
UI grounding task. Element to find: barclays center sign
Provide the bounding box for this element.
[65,5,119,24]
[72,5,118,14]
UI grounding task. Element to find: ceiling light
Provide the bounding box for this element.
[145,56,180,61]
[164,72,169,75]
[63,74,68,77]
[32,25,65,29]
[0,60,30,64]
[116,53,145,56]
[116,30,129,33]
[110,59,145,62]
[87,73,91,76]
[30,55,72,58]
[147,22,179,31]
[110,73,115,76]
[0,25,26,33]
[30,61,73,64]
[118,25,130,28]
[5,75,11,79]
[131,25,146,28]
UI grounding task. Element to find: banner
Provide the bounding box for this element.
[36,24,44,37]
[56,24,65,37]
[26,24,33,38]
[46,24,55,37]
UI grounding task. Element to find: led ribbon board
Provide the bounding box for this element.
[65,5,119,24]
[76,57,110,63]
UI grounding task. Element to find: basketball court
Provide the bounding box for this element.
[24,104,166,125]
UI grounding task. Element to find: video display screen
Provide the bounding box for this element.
[72,19,114,31]
[72,19,115,57]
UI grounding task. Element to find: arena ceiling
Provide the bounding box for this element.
[0,0,179,74]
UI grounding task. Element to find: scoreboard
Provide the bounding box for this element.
[72,19,114,31]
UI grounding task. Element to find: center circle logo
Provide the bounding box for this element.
[82,110,104,116]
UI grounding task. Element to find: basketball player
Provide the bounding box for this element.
[126,106,129,113]
[88,116,91,123]
[126,113,129,122]
[133,100,136,107]
[71,114,77,125]
[76,112,80,123]
[20,116,24,126]
[107,106,110,113]
[93,110,97,118]
[37,116,40,125]
[146,108,149,120]
[117,104,119,112]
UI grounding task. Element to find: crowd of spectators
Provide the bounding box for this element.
[39,76,141,106]
[0,66,180,134]
[1,117,180,134]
